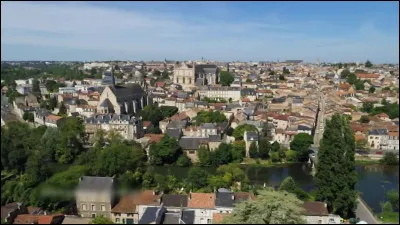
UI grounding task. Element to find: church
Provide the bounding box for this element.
[97,68,150,115]
[173,62,219,90]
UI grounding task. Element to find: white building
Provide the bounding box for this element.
[83,62,110,70]
[198,86,241,101]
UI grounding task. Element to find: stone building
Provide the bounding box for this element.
[85,113,144,142]
[173,63,219,90]
[76,176,115,219]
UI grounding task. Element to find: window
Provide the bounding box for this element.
[91,214,96,218]
[207,219,212,224]
[82,204,87,211]
[91,204,96,211]
[115,218,120,223]
[101,205,106,211]
[318,219,322,224]
[189,150,195,154]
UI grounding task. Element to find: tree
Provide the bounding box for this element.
[89,215,113,224]
[194,110,227,125]
[365,60,373,68]
[140,105,164,126]
[290,133,313,162]
[197,147,215,167]
[249,142,258,158]
[209,164,248,191]
[315,113,357,218]
[380,152,399,166]
[279,75,285,81]
[269,71,275,75]
[341,69,351,79]
[386,190,399,211]
[231,141,246,162]
[23,112,34,122]
[221,189,305,224]
[360,115,370,123]
[232,124,257,140]
[142,172,157,189]
[56,117,84,164]
[149,135,182,165]
[214,143,233,166]
[361,102,374,113]
[369,86,376,93]
[282,67,290,75]
[220,71,235,86]
[271,141,280,152]
[159,106,178,118]
[346,73,357,85]
[176,154,192,167]
[58,102,67,116]
[188,167,209,190]
[278,176,297,193]
[32,79,41,99]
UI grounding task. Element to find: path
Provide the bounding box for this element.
[356,197,380,224]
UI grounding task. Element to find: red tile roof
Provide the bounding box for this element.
[188,193,215,209]
[356,73,379,79]
[145,134,163,144]
[213,213,229,223]
[143,121,152,127]
[303,201,329,216]
[112,195,137,213]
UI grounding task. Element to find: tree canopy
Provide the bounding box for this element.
[149,135,182,165]
[194,110,227,125]
[221,189,305,224]
[290,133,313,162]
[187,167,209,191]
[365,60,373,68]
[89,215,114,224]
[315,113,357,219]
[232,124,257,140]
[219,71,235,86]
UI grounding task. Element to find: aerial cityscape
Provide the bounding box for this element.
[1,1,399,225]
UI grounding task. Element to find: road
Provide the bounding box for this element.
[314,88,325,147]
[356,197,379,224]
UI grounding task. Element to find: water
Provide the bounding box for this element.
[147,163,399,214]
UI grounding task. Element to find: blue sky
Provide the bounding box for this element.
[1,1,399,63]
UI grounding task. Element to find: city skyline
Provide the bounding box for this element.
[1,1,399,63]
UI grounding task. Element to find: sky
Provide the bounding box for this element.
[1,1,399,63]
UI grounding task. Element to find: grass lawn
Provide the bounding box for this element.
[241,158,297,167]
[377,212,399,223]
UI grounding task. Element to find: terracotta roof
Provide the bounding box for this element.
[389,131,399,137]
[46,115,62,121]
[303,201,329,216]
[133,190,160,206]
[112,195,137,213]
[143,121,152,127]
[213,213,229,223]
[27,206,41,214]
[170,112,188,121]
[188,193,215,209]
[273,114,290,121]
[356,73,379,79]
[377,113,389,118]
[145,134,163,144]
[339,83,351,91]
[14,215,38,224]
[233,192,251,202]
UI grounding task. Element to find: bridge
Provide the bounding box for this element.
[308,145,318,175]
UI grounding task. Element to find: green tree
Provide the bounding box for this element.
[159,106,178,118]
[290,133,313,162]
[176,154,192,167]
[142,171,157,189]
[365,60,373,68]
[380,152,399,166]
[282,67,290,75]
[279,75,285,81]
[269,71,275,75]
[279,176,297,193]
[249,142,258,158]
[232,124,257,140]
[271,141,280,152]
[341,69,351,79]
[149,135,182,165]
[315,113,357,218]
[188,167,209,190]
[360,115,370,123]
[23,112,34,122]
[32,79,41,99]
[219,71,235,86]
[346,73,357,85]
[89,215,113,224]
[369,86,376,93]
[56,117,84,164]
[386,190,399,211]
[194,110,227,125]
[209,164,248,191]
[361,102,374,113]
[381,202,393,213]
[197,147,215,167]
[221,189,305,224]
[140,105,164,126]
[258,137,271,159]
[231,141,246,162]
[214,143,233,166]
[58,101,67,116]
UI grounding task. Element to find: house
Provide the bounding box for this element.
[161,195,188,211]
[179,137,209,162]
[377,113,390,121]
[33,109,51,126]
[243,131,259,158]
[303,202,341,224]
[367,128,389,150]
[135,190,162,220]
[111,195,138,224]
[13,214,64,224]
[45,115,62,128]
[138,207,166,224]
[1,203,28,224]
[61,216,91,224]
[187,193,216,224]
[297,125,313,136]
[214,189,234,214]
[75,176,115,219]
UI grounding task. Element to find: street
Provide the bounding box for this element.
[356,198,380,224]
[314,89,325,147]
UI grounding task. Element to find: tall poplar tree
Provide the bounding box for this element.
[315,113,357,218]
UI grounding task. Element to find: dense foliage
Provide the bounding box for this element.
[194,110,227,125]
[219,71,235,86]
[232,124,257,140]
[290,133,313,162]
[149,135,182,165]
[315,113,357,218]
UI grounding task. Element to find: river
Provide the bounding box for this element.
[147,163,399,214]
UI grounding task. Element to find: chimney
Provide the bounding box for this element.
[153,191,155,196]
[324,202,327,208]
[231,195,235,200]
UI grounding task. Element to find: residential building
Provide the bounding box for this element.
[367,128,389,150]
[243,131,259,157]
[173,63,219,90]
[76,176,115,219]
[303,202,341,224]
[187,193,216,224]
[198,86,241,101]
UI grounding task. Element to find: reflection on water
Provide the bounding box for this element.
[147,163,399,213]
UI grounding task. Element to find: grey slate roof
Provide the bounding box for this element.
[272,96,286,103]
[181,210,195,224]
[368,128,388,135]
[163,213,180,224]
[241,88,256,96]
[166,128,182,139]
[109,83,144,103]
[179,137,208,150]
[245,131,259,141]
[208,134,222,142]
[138,206,167,224]
[200,123,216,129]
[166,120,187,130]
[292,98,304,104]
[77,176,113,192]
[161,195,188,207]
[298,125,312,131]
[215,192,234,208]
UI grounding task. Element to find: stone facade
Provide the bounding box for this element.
[173,63,219,90]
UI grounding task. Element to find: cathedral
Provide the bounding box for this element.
[173,62,219,90]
